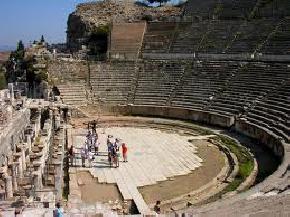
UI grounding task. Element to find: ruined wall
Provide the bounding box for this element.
[93,104,235,128]
[67,0,181,51]
[0,109,30,165]
[48,60,88,85]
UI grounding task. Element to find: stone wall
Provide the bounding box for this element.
[235,118,285,159]
[96,104,235,128]
[48,59,88,85]
[0,109,30,164]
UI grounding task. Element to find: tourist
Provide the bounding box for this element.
[154,200,161,214]
[111,144,119,168]
[84,138,90,153]
[88,151,94,168]
[107,138,113,167]
[81,147,86,167]
[68,145,75,167]
[114,138,120,151]
[94,137,100,155]
[53,202,63,217]
[91,132,99,154]
[122,143,128,162]
[86,131,92,151]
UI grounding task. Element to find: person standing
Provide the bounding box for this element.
[94,137,100,155]
[86,131,92,151]
[81,147,86,167]
[68,145,75,167]
[154,200,161,214]
[53,202,63,217]
[88,151,94,168]
[121,143,128,162]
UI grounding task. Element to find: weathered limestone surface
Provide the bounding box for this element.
[0,109,30,165]
[70,127,204,214]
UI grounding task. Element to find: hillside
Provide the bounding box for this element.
[67,0,181,51]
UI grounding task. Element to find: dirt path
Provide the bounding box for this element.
[77,171,122,203]
[138,140,225,204]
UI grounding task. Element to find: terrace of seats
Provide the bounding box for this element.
[193,20,243,53]
[183,0,217,18]
[142,22,176,53]
[183,0,271,19]
[226,19,277,54]
[218,0,257,19]
[183,192,290,217]
[142,19,284,54]
[170,61,237,110]
[133,61,184,105]
[260,18,290,55]
[89,62,135,105]
[57,81,87,106]
[255,0,290,18]
[241,79,290,143]
[169,21,209,53]
[207,63,290,116]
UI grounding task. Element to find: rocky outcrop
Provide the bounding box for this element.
[67,0,181,51]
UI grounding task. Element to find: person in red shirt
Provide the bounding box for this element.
[121,143,128,162]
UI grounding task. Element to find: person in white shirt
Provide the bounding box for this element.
[94,138,100,155]
[81,147,86,167]
[88,151,94,168]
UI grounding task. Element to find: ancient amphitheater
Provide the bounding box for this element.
[1,0,290,216]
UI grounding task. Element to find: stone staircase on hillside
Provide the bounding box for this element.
[109,22,147,60]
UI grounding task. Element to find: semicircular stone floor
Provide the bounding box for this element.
[70,127,205,214]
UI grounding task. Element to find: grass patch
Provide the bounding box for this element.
[200,135,254,204]
[218,135,254,182]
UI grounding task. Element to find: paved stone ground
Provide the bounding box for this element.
[70,127,207,214]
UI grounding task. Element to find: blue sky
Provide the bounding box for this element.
[0,0,92,48]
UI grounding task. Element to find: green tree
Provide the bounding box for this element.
[40,35,45,43]
[17,40,25,51]
[0,66,7,90]
[10,40,25,61]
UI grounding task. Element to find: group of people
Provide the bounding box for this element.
[107,136,128,168]
[68,130,128,168]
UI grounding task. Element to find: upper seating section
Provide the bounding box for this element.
[142,19,285,54]
[226,19,277,54]
[184,0,290,19]
[220,0,257,19]
[260,18,290,55]
[170,21,209,53]
[255,0,290,18]
[197,20,242,53]
[90,61,135,105]
[140,0,290,55]
[184,0,257,19]
[142,22,176,53]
